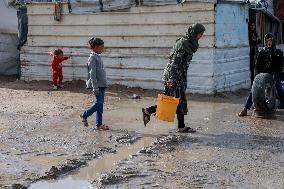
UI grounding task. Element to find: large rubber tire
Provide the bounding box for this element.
[252,73,276,112]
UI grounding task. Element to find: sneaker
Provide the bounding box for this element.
[58,84,64,88]
[53,85,58,90]
[237,108,247,117]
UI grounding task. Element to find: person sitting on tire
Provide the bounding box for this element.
[238,33,284,116]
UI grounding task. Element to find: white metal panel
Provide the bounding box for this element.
[26,35,214,48]
[213,47,250,92]
[27,2,214,15]
[21,47,217,93]
[28,24,215,36]
[21,46,171,57]
[22,1,253,93]
[28,11,215,26]
[22,2,218,93]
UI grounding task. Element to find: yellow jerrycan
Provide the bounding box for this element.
[156,94,180,122]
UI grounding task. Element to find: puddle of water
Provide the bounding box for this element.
[28,137,154,189]
[28,178,93,189]
[72,137,153,180]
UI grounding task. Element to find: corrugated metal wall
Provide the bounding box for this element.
[214,3,250,92]
[21,2,216,93]
[21,1,251,94]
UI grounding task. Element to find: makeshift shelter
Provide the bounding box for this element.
[21,0,251,94]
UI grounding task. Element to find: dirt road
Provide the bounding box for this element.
[0,76,283,189]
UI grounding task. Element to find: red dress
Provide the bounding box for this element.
[51,55,69,86]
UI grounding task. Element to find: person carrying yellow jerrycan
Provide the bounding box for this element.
[142,23,205,133]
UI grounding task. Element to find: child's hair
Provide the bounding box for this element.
[89,37,104,49]
[52,48,63,56]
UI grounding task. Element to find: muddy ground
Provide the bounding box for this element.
[0,76,284,189]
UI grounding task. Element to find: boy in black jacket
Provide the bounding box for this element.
[238,33,284,116]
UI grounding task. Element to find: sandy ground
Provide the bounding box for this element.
[0,76,284,189]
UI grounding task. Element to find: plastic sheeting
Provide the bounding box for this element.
[70,0,182,12]
[17,7,28,49]
[0,0,18,33]
[0,33,20,75]
[70,0,133,12]
[0,0,20,75]
[142,0,184,6]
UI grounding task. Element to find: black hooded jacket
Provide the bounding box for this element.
[254,47,283,79]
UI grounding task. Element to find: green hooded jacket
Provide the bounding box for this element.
[162,23,205,114]
[163,23,205,88]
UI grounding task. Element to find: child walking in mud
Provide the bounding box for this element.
[51,49,71,90]
[80,37,109,130]
[142,23,205,133]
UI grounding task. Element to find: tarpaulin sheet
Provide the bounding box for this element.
[142,0,184,6]
[0,33,20,75]
[70,0,133,12]
[17,7,28,48]
[70,0,182,13]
